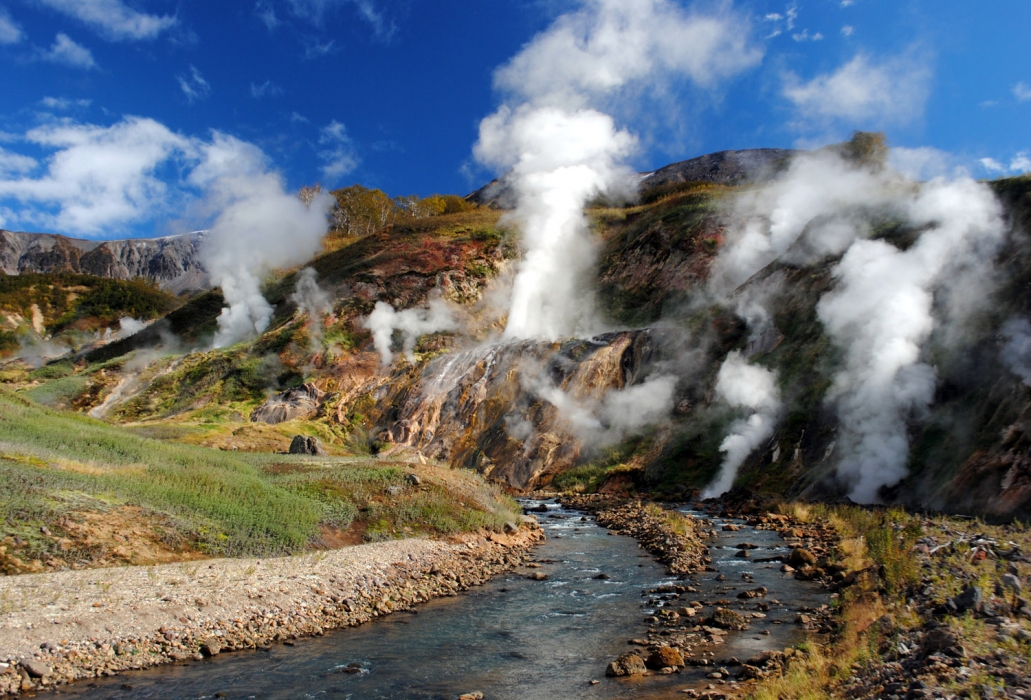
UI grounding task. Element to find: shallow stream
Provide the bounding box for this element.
[34,502,828,699]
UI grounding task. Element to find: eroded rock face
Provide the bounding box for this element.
[0,229,208,293]
[357,330,664,489]
[251,383,327,425]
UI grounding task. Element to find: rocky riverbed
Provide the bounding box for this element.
[0,524,543,696]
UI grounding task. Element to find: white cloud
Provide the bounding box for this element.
[784,51,931,128]
[40,33,96,69]
[255,0,279,30]
[0,116,193,236]
[1014,82,1031,103]
[0,147,37,176]
[177,65,211,104]
[287,0,394,39]
[1012,153,1031,174]
[841,25,853,37]
[0,6,22,44]
[303,38,334,59]
[41,96,92,110]
[841,0,854,6]
[290,111,309,123]
[792,29,823,42]
[980,157,1006,174]
[318,120,358,179]
[494,0,762,107]
[35,0,176,41]
[250,80,283,98]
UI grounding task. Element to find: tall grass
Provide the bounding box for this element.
[0,390,520,561]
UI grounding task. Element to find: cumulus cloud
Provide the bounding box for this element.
[0,147,36,177]
[39,33,96,69]
[178,65,211,104]
[0,6,22,44]
[477,0,761,341]
[1013,153,1031,173]
[980,157,1006,175]
[0,116,192,236]
[35,0,177,41]
[703,352,781,498]
[784,51,932,129]
[1014,82,1031,103]
[318,120,358,180]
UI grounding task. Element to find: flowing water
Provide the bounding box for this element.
[34,502,828,699]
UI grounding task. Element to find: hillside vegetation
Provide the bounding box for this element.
[0,389,520,574]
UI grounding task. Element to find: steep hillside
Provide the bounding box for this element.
[0,230,208,294]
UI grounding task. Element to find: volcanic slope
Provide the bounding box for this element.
[10,143,1031,519]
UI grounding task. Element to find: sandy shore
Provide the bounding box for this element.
[0,525,542,695]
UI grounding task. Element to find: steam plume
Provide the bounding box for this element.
[475,0,760,340]
[194,135,333,348]
[703,351,781,498]
[1001,317,1031,386]
[364,297,458,365]
[291,267,332,346]
[713,148,1007,503]
[817,177,1006,502]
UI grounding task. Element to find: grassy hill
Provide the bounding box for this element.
[0,389,519,574]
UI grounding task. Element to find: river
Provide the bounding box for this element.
[33,501,827,699]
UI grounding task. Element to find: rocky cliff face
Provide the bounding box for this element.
[0,230,208,293]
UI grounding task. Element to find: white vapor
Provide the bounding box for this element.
[291,266,332,346]
[703,351,781,498]
[363,297,458,365]
[1000,318,1031,386]
[475,0,760,341]
[816,177,1005,503]
[709,149,900,295]
[522,364,678,447]
[195,134,333,348]
[178,65,212,104]
[711,146,1008,503]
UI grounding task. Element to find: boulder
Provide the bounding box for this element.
[405,473,422,486]
[606,652,647,677]
[707,608,749,630]
[950,585,983,614]
[199,638,221,657]
[289,435,327,456]
[251,383,326,425]
[645,647,684,669]
[787,548,817,567]
[22,660,50,678]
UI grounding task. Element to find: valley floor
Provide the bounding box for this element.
[0,525,542,695]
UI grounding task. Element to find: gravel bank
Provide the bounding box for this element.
[0,525,543,695]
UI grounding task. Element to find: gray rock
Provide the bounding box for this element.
[503,521,519,534]
[289,435,327,455]
[22,660,50,678]
[405,473,422,486]
[950,585,983,613]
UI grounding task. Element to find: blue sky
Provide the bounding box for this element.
[0,0,1028,239]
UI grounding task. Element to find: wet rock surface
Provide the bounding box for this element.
[251,383,327,425]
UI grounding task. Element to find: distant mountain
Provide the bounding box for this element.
[0,229,208,294]
[466,148,797,208]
